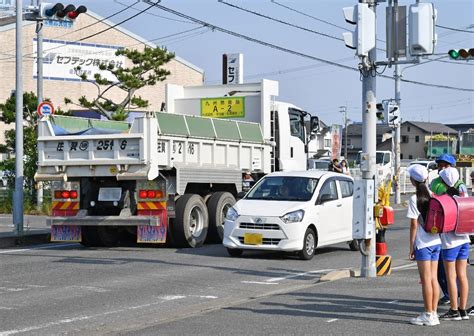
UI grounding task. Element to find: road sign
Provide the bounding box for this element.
[37,101,55,117]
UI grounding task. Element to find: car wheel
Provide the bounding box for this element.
[298,227,317,260]
[349,239,360,251]
[206,192,236,244]
[227,248,243,257]
[172,194,209,248]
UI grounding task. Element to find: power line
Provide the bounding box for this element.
[218,0,343,42]
[143,1,474,93]
[78,1,159,42]
[113,0,197,24]
[436,24,474,34]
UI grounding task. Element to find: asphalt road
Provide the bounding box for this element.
[1,208,473,336]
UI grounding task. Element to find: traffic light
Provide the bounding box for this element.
[448,49,474,60]
[342,3,375,57]
[376,103,384,121]
[408,3,437,56]
[40,3,87,21]
[385,101,400,126]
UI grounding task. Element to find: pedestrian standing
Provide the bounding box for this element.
[430,154,457,306]
[407,164,441,326]
[436,167,471,321]
[341,160,351,176]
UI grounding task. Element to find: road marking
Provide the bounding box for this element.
[327,318,338,323]
[0,294,217,336]
[391,263,416,271]
[267,269,335,283]
[68,286,109,293]
[0,307,14,310]
[241,281,279,285]
[387,300,399,304]
[0,243,76,254]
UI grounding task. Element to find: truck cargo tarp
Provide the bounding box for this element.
[52,125,125,136]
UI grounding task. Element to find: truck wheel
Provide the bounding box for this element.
[298,228,317,260]
[207,192,236,243]
[97,226,120,247]
[173,194,209,248]
[349,239,360,251]
[226,248,243,257]
[81,226,102,247]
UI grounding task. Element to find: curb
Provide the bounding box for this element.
[0,232,50,248]
[320,269,351,282]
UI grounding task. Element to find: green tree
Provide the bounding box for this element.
[0,92,41,193]
[0,92,68,195]
[64,46,175,121]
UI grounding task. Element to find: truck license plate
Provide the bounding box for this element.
[51,225,82,242]
[244,233,263,245]
[137,225,166,243]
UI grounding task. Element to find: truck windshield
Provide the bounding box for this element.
[288,108,305,143]
[246,176,319,202]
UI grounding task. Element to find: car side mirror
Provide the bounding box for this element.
[310,116,320,134]
[318,194,334,204]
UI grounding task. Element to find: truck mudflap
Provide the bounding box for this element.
[48,216,164,243]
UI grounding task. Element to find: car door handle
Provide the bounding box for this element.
[336,204,342,207]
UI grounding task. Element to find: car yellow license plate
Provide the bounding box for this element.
[244,233,263,245]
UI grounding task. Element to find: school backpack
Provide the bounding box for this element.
[431,177,464,196]
[424,194,458,234]
[454,197,474,234]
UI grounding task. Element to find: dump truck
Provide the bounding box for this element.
[35,79,319,247]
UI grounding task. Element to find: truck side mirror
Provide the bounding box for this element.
[310,116,320,134]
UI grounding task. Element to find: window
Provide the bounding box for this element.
[324,139,331,148]
[400,153,404,159]
[402,136,409,143]
[288,108,305,143]
[409,155,413,159]
[318,180,338,202]
[415,136,420,142]
[407,126,411,132]
[339,180,353,198]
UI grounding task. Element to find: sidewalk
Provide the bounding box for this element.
[0,214,50,247]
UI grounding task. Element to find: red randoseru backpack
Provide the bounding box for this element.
[454,197,474,234]
[424,194,458,234]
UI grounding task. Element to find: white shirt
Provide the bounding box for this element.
[407,195,441,249]
[440,193,470,250]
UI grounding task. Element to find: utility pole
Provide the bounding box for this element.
[360,0,377,278]
[14,0,24,235]
[340,105,349,160]
[36,0,44,208]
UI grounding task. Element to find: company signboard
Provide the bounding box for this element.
[331,124,342,160]
[32,39,125,82]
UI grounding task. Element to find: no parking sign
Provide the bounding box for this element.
[37,101,55,117]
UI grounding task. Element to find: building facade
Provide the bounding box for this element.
[0,12,204,145]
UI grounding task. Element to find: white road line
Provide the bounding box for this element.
[266,269,335,283]
[391,263,417,271]
[387,300,399,304]
[0,294,218,336]
[0,243,76,254]
[241,281,279,285]
[327,318,338,323]
[0,307,14,310]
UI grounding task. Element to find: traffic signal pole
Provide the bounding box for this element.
[14,0,24,235]
[360,0,377,278]
[36,0,44,208]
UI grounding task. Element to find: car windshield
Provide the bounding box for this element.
[245,176,319,202]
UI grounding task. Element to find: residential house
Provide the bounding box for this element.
[342,123,393,162]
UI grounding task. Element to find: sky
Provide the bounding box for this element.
[21,0,474,125]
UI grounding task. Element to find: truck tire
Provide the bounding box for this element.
[172,194,209,248]
[298,227,317,260]
[97,226,120,247]
[206,192,236,243]
[81,226,103,247]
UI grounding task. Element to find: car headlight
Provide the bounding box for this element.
[226,206,239,221]
[280,210,305,224]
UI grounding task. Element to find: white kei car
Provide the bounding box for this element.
[223,170,358,260]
